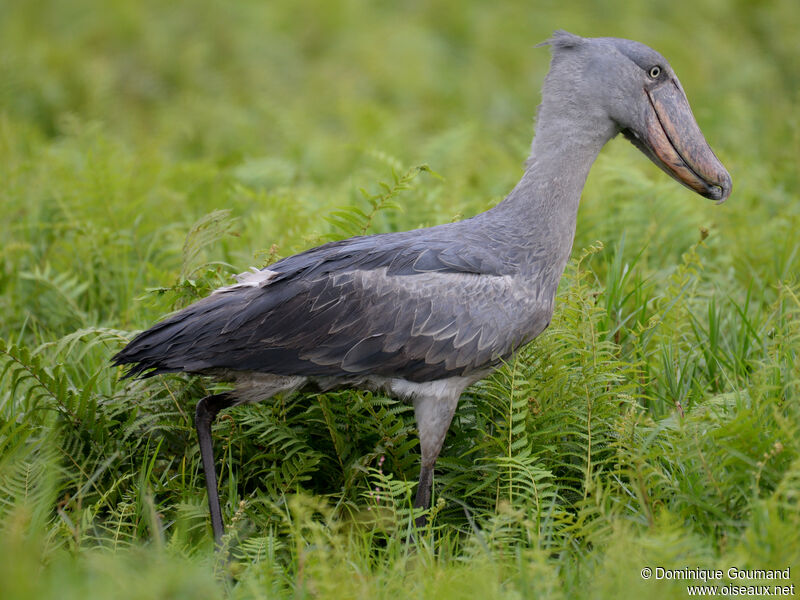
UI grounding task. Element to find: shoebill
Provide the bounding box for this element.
[113,31,731,544]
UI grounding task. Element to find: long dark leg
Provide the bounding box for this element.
[412,392,460,528]
[195,393,235,545]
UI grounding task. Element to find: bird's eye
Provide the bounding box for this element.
[648,66,662,79]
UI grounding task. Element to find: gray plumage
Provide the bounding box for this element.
[113,31,731,543]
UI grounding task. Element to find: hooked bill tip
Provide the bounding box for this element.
[708,171,732,204]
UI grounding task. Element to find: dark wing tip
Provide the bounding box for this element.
[110,323,191,379]
[110,347,157,379]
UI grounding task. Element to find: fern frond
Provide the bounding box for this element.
[323,164,433,239]
[180,209,239,280]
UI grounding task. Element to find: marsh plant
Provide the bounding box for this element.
[1,0,798,597]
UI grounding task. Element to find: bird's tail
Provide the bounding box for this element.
[111,317,191,378]
[111,294,231,378]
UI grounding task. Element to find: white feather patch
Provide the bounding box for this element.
[212,268,278,295]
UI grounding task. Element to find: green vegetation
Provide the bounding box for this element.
[1,0,799,597]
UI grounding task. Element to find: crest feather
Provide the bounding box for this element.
[536,30,584,50]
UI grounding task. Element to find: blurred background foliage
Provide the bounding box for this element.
[0,0,798,598]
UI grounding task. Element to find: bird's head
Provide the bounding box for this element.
[540,31,731,203]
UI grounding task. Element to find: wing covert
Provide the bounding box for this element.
[199,264,550,381]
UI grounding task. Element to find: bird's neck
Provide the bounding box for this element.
[488,104,616,278]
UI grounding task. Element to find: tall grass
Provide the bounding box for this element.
[1,0,799,598]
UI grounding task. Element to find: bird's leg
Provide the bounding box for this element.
[412,392,460,528]
[195,393,235,545]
